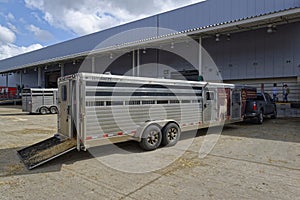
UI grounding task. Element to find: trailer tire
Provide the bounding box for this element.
[139,125,162,151]
[50,106,58,114]
[161,123,181,147]
[39,107,48,115]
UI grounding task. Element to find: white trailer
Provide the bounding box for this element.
[18,73,248,169]
[22,88,58,114]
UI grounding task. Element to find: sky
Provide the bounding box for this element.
[0,0,204,60]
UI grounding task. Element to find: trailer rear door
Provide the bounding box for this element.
[58,81,71,137]
[203,89,217,123]
[231,89,242,120]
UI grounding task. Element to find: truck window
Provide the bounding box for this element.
[256,95,264,101]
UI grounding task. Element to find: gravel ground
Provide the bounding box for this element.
[0,105,299,200]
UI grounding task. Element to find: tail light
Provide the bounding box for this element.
[253,102,257,111]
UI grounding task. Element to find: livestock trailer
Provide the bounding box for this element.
[22,88,58,114]
[18,73,253,169]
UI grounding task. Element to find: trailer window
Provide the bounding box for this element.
[86,101,105,107]
[125,101,141,105]
[111,101,123,106]
[61,85,67,101]
[157,100,169,104]
[206,92,215,101]
[170,100,180,104]
[182,100,191,104]
[142,100,155,105]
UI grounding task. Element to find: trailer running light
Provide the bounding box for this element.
[253,102,257,111]
[117,132,123,136]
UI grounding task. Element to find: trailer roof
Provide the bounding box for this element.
[61,72,237,89]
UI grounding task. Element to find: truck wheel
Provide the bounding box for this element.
[257,111,263,124]
[50,106,58,114]
[271,110,277,119]
[139,125,162,151]
[161,123,181,147]
[39,107,48,115]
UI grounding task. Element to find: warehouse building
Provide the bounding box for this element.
[0,0,300,101]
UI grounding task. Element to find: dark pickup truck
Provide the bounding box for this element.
[244,92,277,124]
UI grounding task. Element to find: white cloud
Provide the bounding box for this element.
[26,24,54,42]
[0,25,43,60]
[7,12,15,21]
[0,43,43,60]
[7,22,18,33]
[0,24,16,44]
[24,0,203,35]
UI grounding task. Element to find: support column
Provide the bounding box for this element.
[91,56,95,73]
[198,36,203,81]
[19,71,23,86]
[37,67,41,87]
[132,50,136,76]
[6,73,8,98]
[137,49,140,77]
[60,63,64,77]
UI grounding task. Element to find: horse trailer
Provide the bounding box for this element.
[22,88,58,114]
[18,73,256,169]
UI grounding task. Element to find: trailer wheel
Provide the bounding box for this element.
[39,107,48,115]
[161,123,181,147]
[139,125,162,151]
[50,106,58,114]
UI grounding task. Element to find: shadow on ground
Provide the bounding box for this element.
[222,118,300,143]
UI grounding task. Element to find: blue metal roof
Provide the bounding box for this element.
[1,0,300,73]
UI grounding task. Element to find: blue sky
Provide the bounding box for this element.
[0,0,203,60]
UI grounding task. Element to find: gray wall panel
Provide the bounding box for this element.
[203,21,300,80]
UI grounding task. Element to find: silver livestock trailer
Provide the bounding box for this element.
[22,88,58,114]
[18,73,248,169]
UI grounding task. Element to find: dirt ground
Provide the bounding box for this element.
[0,105,299,200]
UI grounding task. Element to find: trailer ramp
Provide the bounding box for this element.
[17,136,76,170]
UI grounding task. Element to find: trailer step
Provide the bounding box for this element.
[17,136,76,170]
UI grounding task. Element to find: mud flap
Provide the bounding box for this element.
[17,136,76,170]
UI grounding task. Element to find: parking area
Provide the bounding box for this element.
[0,105,299,200]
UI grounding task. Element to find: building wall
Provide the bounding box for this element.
[0,70,38,88]
[203,21,300,81]
[1,0,299,72]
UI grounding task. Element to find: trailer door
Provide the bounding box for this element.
[231,89,242,120]
[58,81,71,137]
[203,89,217,123]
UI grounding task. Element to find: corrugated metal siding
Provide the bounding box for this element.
[158,0,300,33]
[0,0,299,72]
[203,21,300,80]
